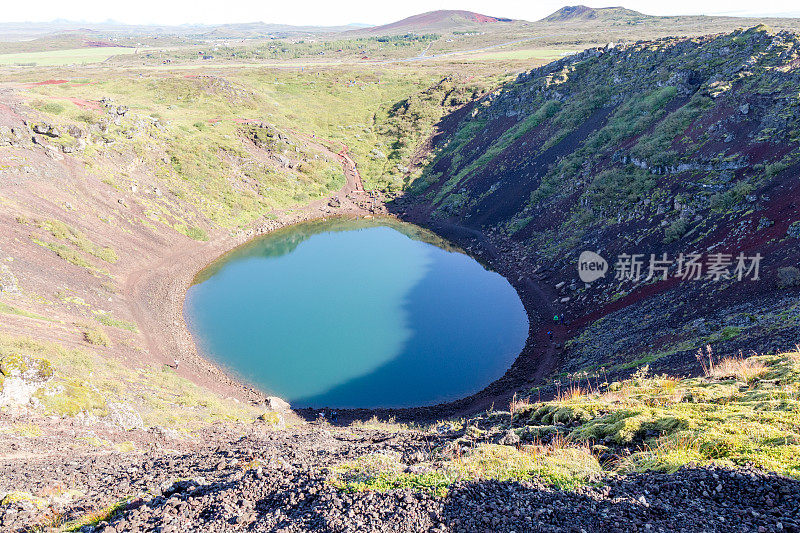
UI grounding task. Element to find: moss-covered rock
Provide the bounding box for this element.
[0,353,53,381]
[0,354,54,408]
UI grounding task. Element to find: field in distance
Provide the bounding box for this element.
[0,47,146,66]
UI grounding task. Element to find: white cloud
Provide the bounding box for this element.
[2,0,799,27]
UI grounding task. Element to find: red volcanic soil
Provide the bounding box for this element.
[68,98,102,111]
[29,79,69,86]
[83,40,120,48]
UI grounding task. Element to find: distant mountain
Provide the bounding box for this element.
[350,10,514,35]
[540,5,653,23]
[0,20,359,43]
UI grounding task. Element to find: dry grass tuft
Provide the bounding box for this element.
[709,355,768,383]
[509,393,533,414]
[556,385,585,402]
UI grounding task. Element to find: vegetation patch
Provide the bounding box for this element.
[0,333,260,427]
[93,312,138,332]
[328,442,600,496]
[37,219,118,263]
[81,325,111,347]
[0,302,51,322]
[513,353,800,477]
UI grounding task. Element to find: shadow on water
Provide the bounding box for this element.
[186,217,527,410]
[292,239,528,409]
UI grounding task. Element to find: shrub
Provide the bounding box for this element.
[82,327,111,347]
[709,181,753,212]
[663,218,690,244]
[777,267,800,288]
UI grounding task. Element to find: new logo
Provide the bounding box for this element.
[578,251,608,283]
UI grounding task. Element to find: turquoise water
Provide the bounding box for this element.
[184,218,528,408]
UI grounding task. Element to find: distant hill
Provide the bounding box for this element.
[350,10,514,35]
[540,5,653,23]
[0,20,360,43]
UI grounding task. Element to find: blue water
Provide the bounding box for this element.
[184,218,528,408]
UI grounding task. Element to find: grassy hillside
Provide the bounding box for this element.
[0,64,499,442]
[406,26,800,380]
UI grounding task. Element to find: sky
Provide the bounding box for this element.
[3,0,800,27]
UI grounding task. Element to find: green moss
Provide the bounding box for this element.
[716,326,742,341]
[0,353,54,380]
[0,491,47,508]
[328,444,601,496]
[94,313,138,332]
[514,353,800,477]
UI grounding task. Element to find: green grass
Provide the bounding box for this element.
[0,302,51,322]
[181,225,209,241]
[0,47,144,66]
[94,313,138,332]
[61,497,133,532]
[0,332,260,428]
[19,67,498,235]
[328,442,601,497]
[513,352,800,478]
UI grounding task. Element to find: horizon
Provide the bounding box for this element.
[2,2,800,29]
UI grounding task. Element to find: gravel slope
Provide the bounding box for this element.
[1,422,798,532]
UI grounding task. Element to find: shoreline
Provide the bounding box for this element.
[124,198,377,407]
[127,186,562,423]
[298,206,565,422]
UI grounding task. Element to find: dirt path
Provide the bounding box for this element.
[339,147,364,193]
[285,128,364,193]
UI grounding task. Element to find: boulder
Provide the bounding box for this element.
[150,426,180,440]
[266,396,291,411]
[777,267,800,288]
[32,123,60,138]
[498,429,521,446]
[107,402,144,431]
[758,217,774,230]
[0,265,19,293]
[786,221,800,239]
[67,125,84,139]
[0,354,54,408]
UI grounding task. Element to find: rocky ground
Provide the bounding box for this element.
[1,417,798,533]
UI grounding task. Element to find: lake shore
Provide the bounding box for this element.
[127,172,560,422]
